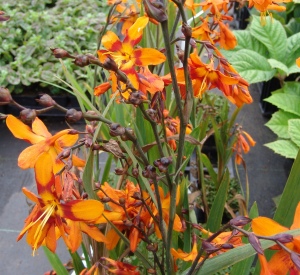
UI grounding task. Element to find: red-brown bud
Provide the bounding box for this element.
[74,55,90,67]
[102,57,118,71]
[92,144,101,151]
[146,243,158,252]
[142,165,156,178]
[132,167,139,178]
[229,216,252,227]
[57,149,71,160]
[0,87,12,104]
[147,269,157,274]
[82,193,88,199]
[109,123,125,137]
[51,48,73,59]
[202,241,219,254]
[65,108,83,123]
[132,192,142,200]
[119,198,126,205]
[115,167,125,175]
[36,94,55,107]
[128,91,146,106]
[20,109,37,124]
[100,196,111,203]
[182,22,192,38]
[143,0,167,22]
[0,11,10,22]
[221,243,234,249]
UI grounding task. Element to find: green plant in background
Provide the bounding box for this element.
[0,0,106,94]
[222,9,300,159]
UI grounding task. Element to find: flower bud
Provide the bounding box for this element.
[128,91,146,106]
[182,22,192,38]
[229,216,251,227]
[74,55,90,67]
[271,233,293,243]
[248,233,263,255]
[0,87,12,104]
[221,243,234,249]
[92,144,101,151]
[20,109,37,124]
[143,0,167,23]
[65,108,83,123]
[65,159,73,170]
[50,48,73,59]
[109,123,125,137]
[102,57,118,71]
[0,11,10,22]
[115,167,125,175]
[132,167,139,178]
[146,108,158,122]
[123,219,133,227]
[142,165,156,178]
[57,148,71,160]
[147,268,156,274]
[202,241,219,254]
[146,243,158,252]
[36,94,55,107]
[100,196,111,203]
[132,192,142,200]
[82,193,88,200]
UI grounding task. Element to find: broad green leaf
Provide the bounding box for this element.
[69,250,85,274]
[265,110,299,139]
[274,150,300,225]
[232,30,268,55]
[82,151,98,200]
[286,33,300,67]
[288,119,300,146]
[228,49,275,83]
[250,16,287,62]
[264,93,300,116]
[43,247,69,275]
[265,140,298,159]
[287,64,300,75]
[267,59,288,75]
[282,82,300,96]
[284,18,300,37]
[182,229,300,275]
[206,170,230,232]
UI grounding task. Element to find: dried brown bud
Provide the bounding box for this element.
[65,108,83,123]
[119,198,126,205]
[142,165,156,178]
[128,91,146,106]
[82,193,88,199]
[92,144,101,151]
[146,109,158,122]
[147,269,157,274]
[143,0,167,22]
[248,233,264,255]
[132,167,139,178]
[229,216,252,227]
[102,57,118,71]
[51,48,73,59]
[74,55,90,67]
[123,219,133,227]
[146,243,158,252]
[202,241,219,254]
[20,109,37,124]
[0,87,12,104]
[121,127,134,141]
[182,22,192,38]
[57,149,71,160]
[132,192,142,200]
[109,123,125,137]
[36,94,55,107]
[100,196,111,203]
[115,167,125,175]
[0,11,10,22]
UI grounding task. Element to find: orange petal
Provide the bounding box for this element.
[291,202,300,229]
[268,250,291,275]
[32,117,52,138]
[18,142,48,169]
[55,133,78,148]
[106,228,121,250]
[80,222,108,244]
[124,16,149,46]
[61,200,104,222]
[257,254,273,275]
[94,82,111,96]
[22,187,39,204]
[6,115,44,144]
[45,223,57,253]
[252,217,288,236]
[297,58,300,68]
[133,48,166,66]
[102,31,122,51]
[34,152,55,193]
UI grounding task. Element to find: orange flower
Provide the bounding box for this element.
[217,21,237,50]
[252,202,300,275]
[6,115,84,192]
[297,57,300,68]
[100,257,140,275]
[233,130,256,165]
[17,187,104,255]
[98,16,166,90]
[171,240,199,262]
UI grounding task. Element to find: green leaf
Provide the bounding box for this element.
[264,93,300,116]
[69,250,86,274]
[182,229,300,275]
[232,30,268,55]
[288,119,300,146]
[267,59,288,75]
[287,64,300,75]
[274,150,300,225]
[282,82,300,96]
[284,18,300,37]
[228,49,275,83]
[206,170,230,232]
[43,247,69,275]
[285,32,300,67]
[82,151,98,200]
[265,140,299,159]
[265,110,299,139]
[250,16,287,62]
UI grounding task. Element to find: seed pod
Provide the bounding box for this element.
[229,216,252,227]
[109,123,126,137]
[65,108,83,123]
[20,109,37,124]
[51,48,73,59]
[0,87,12,103]
[36,94,55,107]
[143,0,167,22]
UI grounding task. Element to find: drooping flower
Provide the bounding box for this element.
[98,16,166,90]
[6,115,84,192]
[252,202,300,275]
[17,187,104,255]
[100,257,140,275]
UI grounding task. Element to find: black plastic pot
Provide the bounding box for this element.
[259,78,280,117]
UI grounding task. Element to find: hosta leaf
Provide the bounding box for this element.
[287,64,300,75]
[265,110,299,139]
[232,30,268,55]
[264,94,300,116]
[267,59,288,75]
[250,16,287,62]
[265,140,299,159]
[282,82,300,96]
[228,49,275,83]
[284,18,300,37]
[286,33,300,67]
[288,119,300,147]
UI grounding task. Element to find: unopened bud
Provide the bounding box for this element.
[0,11,10,22]
[119,198,126,205]
[142,165,156,178]
[248,233,263,255]
[146,243,158,252]
[36,94,55,107]
[20,109,37,124]
[109,123,125,137]
[128,91,146,106]
[82,193,88,199]
[51,48,73,59]
[132,192,141,200]
[143,0,167,22]
[0,87,12,103]
[58,149,71,159]
[65,108,83,123]
[92,144,101,150]
[102,57,118,71]
[221,243,234,249]
[74,55,90,67]
[147,269,156,274]
[123,220,133,227]
[271,233,293,243]
[115,167,125,175]
[182,22,192,38]
[100,196,111,203]
[202,241,219,254]
[229,216,251,227]
[132,167,139,178]
[65,159,73,170]
[146,109,158,122]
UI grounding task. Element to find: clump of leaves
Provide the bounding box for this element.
[0,0,106,94]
